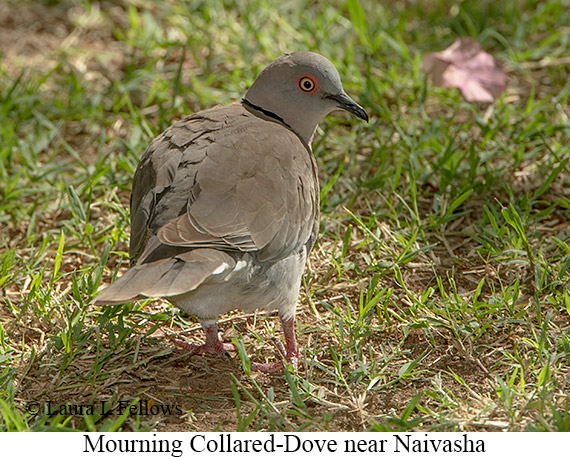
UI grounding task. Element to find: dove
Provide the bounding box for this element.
[94,51,368,372]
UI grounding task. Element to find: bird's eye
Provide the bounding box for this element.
[296,74,320,94]
[299,77,315,91]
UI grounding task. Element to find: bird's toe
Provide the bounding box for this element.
[174,339,236,357]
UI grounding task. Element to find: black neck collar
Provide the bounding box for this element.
[241,98,292,130]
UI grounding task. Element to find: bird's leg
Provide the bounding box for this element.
[251,316,300,372]
[174,320,235,357]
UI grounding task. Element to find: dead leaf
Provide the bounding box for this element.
[423,38,508,103]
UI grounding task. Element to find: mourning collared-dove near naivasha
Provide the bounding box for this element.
[93,51,368,372]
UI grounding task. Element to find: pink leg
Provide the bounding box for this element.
[174,321,235,357]
[251,316,300,372]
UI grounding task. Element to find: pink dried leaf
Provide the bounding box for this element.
[423,38,508,103]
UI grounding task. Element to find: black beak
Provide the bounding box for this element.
[327,92,369,122]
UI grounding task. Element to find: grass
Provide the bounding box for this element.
[1,0,569,432]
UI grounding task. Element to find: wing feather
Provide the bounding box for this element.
[130,104,318,266]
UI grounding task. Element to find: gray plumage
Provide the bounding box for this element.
[94,52,368,371]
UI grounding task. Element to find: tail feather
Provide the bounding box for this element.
[92,249,236,305]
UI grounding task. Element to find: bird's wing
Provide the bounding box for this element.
[131,104,319,266]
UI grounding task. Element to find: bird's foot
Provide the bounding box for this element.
[174,339,236,358]
[251,360,287,372]
[251,355,299,372]
[173,317,303,372]
[174,320,235,358]
[250,325,301,373]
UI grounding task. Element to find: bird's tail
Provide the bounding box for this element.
[92,249,236,305]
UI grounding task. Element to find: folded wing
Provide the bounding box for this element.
[95,105,319,304]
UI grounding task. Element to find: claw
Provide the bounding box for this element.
[251,317,300,372]
[174,339,235,356]
[175,321,235,357]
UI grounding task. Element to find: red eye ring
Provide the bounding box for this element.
[296,74,320,94]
